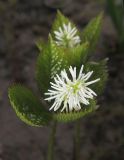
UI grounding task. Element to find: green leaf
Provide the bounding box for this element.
[36,38,46,52]
[81,12,103,54]
[51,10,80,41]
[36,43,51,94]
[106,0,124,50]
[85,59,108,95]
[53,99,97,123]
[65,42,89,67]
[52,10,70,30]
[107,0,124,35]
[36,36,67,94]
[8,85,52,127]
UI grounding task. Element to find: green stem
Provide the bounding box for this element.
[73,120,81,160]
[47,121,57,160]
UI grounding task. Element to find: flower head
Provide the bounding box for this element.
[54,23,81,48]
[45,65,100,112]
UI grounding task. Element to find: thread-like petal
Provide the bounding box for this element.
[45,65,100,112]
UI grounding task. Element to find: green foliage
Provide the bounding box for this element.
[85,59,108,95]
[36,36,67,95]
[81,12,103,54]
[36,39,51,94]
[64,42,90,67]
[8,11,107,127]
[36,38,46,52]
[7,11,108,160]
[51,10,80,41]
[52,10,70,31]
[8,85,52,126]
[107,0,124,34]
[53,100,96,122]
[106,0,124,50]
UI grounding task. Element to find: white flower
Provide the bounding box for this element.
[44,65,100,112]
[54,23,81,48]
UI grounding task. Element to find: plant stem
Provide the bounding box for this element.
[47,121,57,160]
[73,120,81,160]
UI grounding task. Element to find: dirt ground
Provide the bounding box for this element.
[0,0,124,160]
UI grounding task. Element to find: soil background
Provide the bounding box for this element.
[0,0,124,160]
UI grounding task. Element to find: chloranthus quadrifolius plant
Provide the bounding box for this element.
[8,11,108,126]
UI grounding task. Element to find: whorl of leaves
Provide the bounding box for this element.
[8,85,52,126]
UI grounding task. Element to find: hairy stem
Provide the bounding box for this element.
[47,121,57,160]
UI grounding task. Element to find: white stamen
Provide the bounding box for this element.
[45,65,100,112]
[54,23,81,48]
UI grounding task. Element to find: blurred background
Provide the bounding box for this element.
[0,0,124,159]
